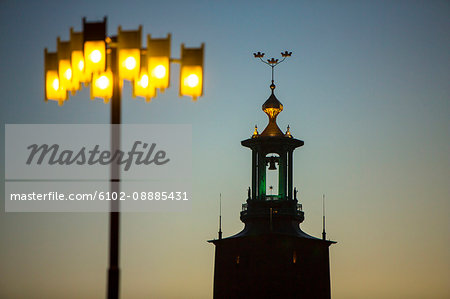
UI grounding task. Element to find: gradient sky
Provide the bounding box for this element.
[1,1,449,298]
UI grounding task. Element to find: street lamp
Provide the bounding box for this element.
[44,49,66,105]
[83,17,107,79]
[117,26,142,81]
[70,28,89,87]
[180,43,204,100]
[57,38,77,95]
[132,52,157,102]
[44,17,204,299]
[147,34,171,91]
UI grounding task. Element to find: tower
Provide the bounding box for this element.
[209,52,335,299]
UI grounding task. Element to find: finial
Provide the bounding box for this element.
[252,125,259,138]
[253,51,264,58]
[281,51,292,57]
[270,82,276,92]
[253,50,292,91]
[294,187,298,200]
[247,187,251,199]
[285,125,293,138]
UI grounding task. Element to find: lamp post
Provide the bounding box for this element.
[44,17,204,299]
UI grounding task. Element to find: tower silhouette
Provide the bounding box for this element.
[209,60,335,298]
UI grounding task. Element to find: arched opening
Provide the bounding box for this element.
[265,153,279,199]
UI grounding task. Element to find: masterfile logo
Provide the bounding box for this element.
[26,141,170,171]
[5,124,192,212]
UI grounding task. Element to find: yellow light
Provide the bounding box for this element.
[45,49,67,104]
[58,60,76,93]
[45,70,66,103]
[91,70,113,101]
[69,29,85,86]
[118,26,142,81]
[179,43,204,100]
[124,56,136,70]
[119,49,140,81]
[153,65,166,79]
[84,41,106,74]
[148,56,169,89]
[185,74,199,88]
[95,75,110,90]
[90,50,102,63]
[64,68,72,80]
[52,78,59,90]
[133,71,156,102]
[57,38,77,95]
[140,74,149,88]
[71,51,89,84]
[180,66,203,99]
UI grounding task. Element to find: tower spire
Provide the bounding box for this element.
[253,50,293,138]
[322,194,326,240]
[218,193,222,240]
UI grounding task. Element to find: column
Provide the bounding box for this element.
[258,153,266,200]
[252,150,257,200]
[278,151,287,200]
[288,150,293,200]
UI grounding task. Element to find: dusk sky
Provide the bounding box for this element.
[1,1,449,298]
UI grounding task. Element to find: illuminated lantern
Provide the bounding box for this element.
[70,28,89,86]
[133,54,156,102]
[57,38,77,94]
[147,33,171,91]
[91,70,113,103]
[44,49,67,105]
[179,43,204,100]
[91,52,113,103]
[118,26,141,81]
[83,17,107,75]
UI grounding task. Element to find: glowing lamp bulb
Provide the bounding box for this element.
[124,56,136,70]
[78,60,84,71]
[64,68,72,80]
[96,75,109,90]
[153,65,166,79]
[185,74,199,88]
[52,78,59,91]
[140,74,149,88]
[90,50,102,63]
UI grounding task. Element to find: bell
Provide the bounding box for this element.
[268,156,277,170]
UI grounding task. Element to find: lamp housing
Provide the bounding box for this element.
[179,43,204,100]
[70,28,89,86]
[83,17,107,75]
[147,33,171,90]
[91,52,113,103]
[133,54,156,102]
[57,38,77,94]
[45,49,67,105]
[118,26,142,81]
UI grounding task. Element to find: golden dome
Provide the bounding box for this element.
[260,91,284,137]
